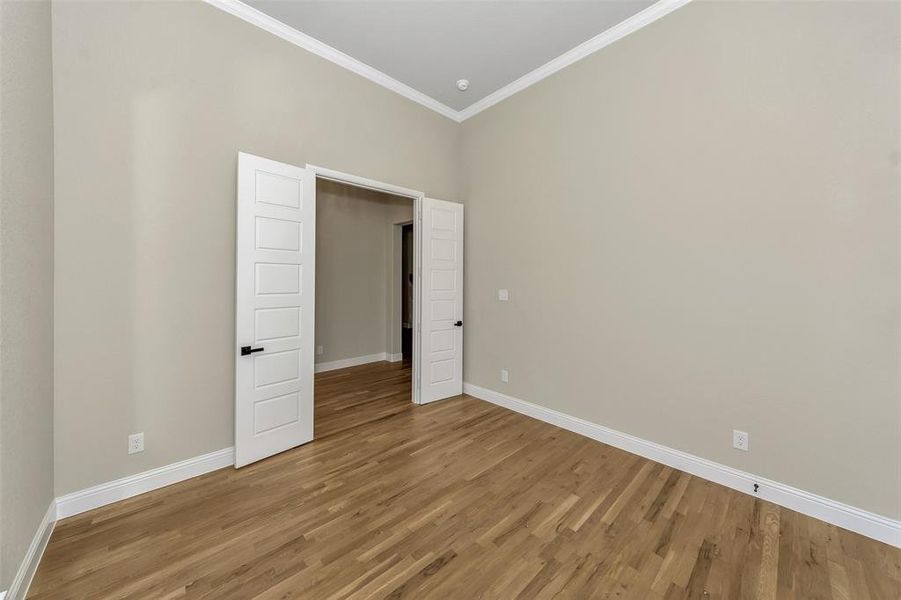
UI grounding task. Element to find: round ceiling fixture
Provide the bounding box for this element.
[456,79,470,92]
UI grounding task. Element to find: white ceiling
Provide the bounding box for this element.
[243,1,657,112]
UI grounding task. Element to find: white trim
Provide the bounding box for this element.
[387,352,403,363]
[457,0,693,120]
[314,352,389,373]
[203,0,692,122]
[202,0,460,122]
[56,448,234,519]
[306,165,425,201]
[5,501,56,600]
[463,382,901,548]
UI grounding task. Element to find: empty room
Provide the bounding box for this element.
[0,0,898,599]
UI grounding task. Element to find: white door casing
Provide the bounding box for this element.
[235,153,315,467]
[419,198,463,404]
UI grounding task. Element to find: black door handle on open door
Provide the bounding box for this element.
[241,346,264,356]
[454,321,463,327]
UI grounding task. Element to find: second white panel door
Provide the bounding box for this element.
[419,198,463,404]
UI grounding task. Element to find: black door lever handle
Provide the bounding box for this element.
[454,321,463,327]
[241,346,264,356]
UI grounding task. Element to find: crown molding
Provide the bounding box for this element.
[203,0,462,122]
[457,0,693,120]
[204,0,692,123]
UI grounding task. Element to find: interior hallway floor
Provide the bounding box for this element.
[28,361,900,599]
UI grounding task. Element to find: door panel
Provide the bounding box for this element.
[236,153,315,467]
[255,307,300,342]
[419,198,463,404]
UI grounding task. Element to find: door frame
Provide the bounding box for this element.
[306,164,425,404]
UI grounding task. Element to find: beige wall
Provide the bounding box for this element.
[47,0,901,523]
[315,180,412,364]
[0,0,55,588]
[51,0,458,496]
[461,0,900,519]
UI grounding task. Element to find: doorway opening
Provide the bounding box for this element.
[401,222,414,362]
[310,169,422,439]
[234,154,462,467]
[235,157,463,468]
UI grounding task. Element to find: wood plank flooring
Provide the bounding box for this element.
[29,361,900,599]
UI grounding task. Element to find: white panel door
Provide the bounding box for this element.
[419,198,463,404]
[235,152,315,467]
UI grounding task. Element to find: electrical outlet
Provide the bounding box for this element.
[733,429,749,452]
[498,289,509,301]
[128,432,144,455]
[316,346,324,356]
[500,369,509,383]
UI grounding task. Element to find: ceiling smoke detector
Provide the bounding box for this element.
[456,79,470,92]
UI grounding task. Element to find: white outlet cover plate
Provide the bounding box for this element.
[733,429,749,451]
[128,433,144,454]
[498,289,509,301]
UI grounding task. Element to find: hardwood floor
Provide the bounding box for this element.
[30,361,900,599]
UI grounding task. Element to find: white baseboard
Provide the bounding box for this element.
[315,352,388,373]
[56,447,234,520]
[387,352,403,363]
[463,382,901,548]
[6,501,56,600]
